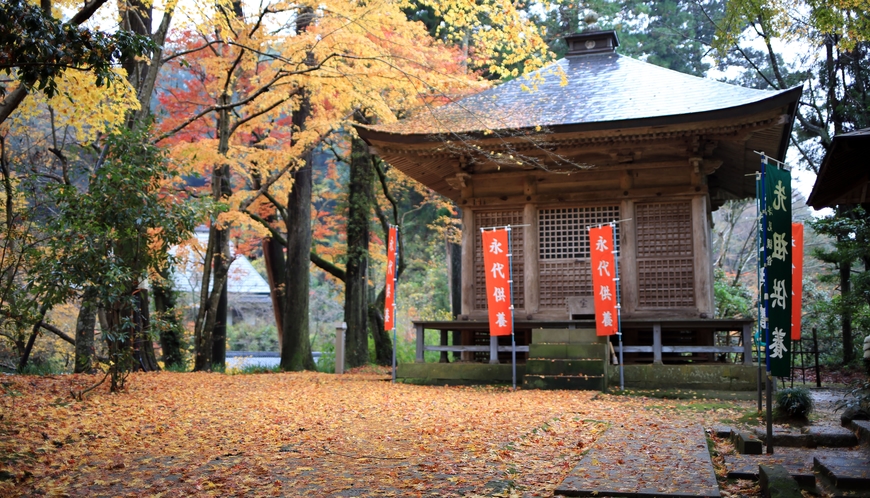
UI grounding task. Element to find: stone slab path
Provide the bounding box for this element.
[555,423,719,497]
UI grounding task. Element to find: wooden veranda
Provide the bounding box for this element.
[413,319,754,365]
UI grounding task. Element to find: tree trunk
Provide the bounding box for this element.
[263,237,285,349]
[212,225,229,370]
[345,133,373,368]
[194,90,233,371]
[841,258,854,364]
[280,157,316,371]
[133,290,159,371]
[17,303,49,372]
[279,7,316,372]
[153,268,184,368]
[369,293,392,366]
[103,302,136,391]
[825,34,844,136]
[119,0,152,108]
[212,281,228,368]
[74,296,96,373]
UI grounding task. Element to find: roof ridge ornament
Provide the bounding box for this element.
[564,30,619,57]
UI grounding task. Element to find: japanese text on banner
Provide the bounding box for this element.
[481,229,513,337]
[384,226,398,331]
[763,163,792,376]
[589,225,618,336]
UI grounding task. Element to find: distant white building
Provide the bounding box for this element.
[171,226,273,326]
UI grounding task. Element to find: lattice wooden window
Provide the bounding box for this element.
[539,206,620,259]
[539,260,592,308]
[538,206,619,309]
[636,202,695,308]
[474,210,524,310]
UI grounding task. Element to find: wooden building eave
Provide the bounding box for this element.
[357,88,800,206]
[807,127,870,208]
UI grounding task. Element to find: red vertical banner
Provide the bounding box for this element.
[589,225,618,336]
[791,222,803,340]
[384,226,398,331]
[481,229,513,336]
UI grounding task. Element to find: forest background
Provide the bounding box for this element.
[0,0,868,387]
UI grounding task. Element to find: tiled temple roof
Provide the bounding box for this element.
[363,31,799,139]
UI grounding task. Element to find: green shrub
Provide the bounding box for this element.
[163,361,191,373]
[18,359,66,376]
[317,342,336,373]
[229,364,281,375]
[226,323,279,352]
[775,386,814,419]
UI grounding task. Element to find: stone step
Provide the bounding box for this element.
[523,374,604,391]
[723,447,866,488]
[752,426,858,448]
[525,358,605,376]
[532,328,598,344]
[759,464,802,498]
[528,343,606,360]
[814,454,870,491]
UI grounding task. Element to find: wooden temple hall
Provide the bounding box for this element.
[356,30,802,390]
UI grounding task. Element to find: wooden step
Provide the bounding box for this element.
[528,343,606,360]
[532,328,598,344]
[525,358,605,376]
[523,374,604,390]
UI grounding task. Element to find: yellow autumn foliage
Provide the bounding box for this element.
[6,69,139,144]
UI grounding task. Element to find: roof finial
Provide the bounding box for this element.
[582,9,600,30]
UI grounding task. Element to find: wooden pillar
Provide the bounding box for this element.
[415,323,425,363]
[461,207,475,316]
[692,195,714,317]
[489,335,499,364]
[440,330,449,363]
[742,322,753,365]
[653,322,663,364]
[619,200,637,315]
[523,201,539,316]
[461,330,473,361]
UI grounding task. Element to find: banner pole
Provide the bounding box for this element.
[612,222,624,391]
[391,224,398,383]
[508,226,517,391]
[761,157,774,455]
[755,172,763,412]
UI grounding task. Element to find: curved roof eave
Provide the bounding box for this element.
[357,85,802,160]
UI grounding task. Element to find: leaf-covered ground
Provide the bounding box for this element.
[1,371,753,497]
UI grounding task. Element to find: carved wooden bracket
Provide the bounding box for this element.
[445,172,471,190]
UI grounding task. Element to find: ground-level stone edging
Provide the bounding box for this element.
[750,425,858,448]
[853,420,870,445]
[555,423,719,497]
[759,464,802,498]
[732,430,763,454]
[724,446,870,490]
